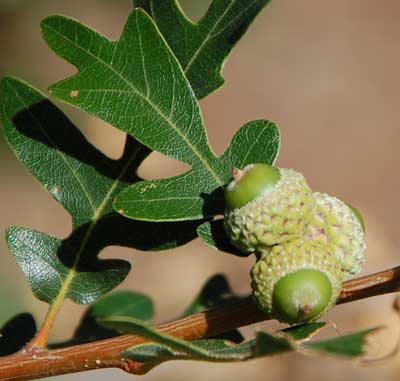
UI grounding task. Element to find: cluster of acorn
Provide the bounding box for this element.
[223,164,366,325]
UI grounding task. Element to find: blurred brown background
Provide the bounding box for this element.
[1,0,400,380]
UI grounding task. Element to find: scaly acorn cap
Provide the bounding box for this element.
[251,239,342,324]
[224,163,314,254]
[306,192,366,280]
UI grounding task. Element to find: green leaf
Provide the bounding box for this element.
[6,228,130,304]
[42,10,225,180]
[101,316,220,360]
[281,322,328,342]
[105,316,290,365]
[115,170,225,222]
[254,331,293,356]
[52,291,154,347]
[220,120,281,169]
[114,120,280,221]
[123,342,184,363]
[0,313,36,356]
[122,339,255,366]
[87,290,154,322]
[192,339,254,358]
[0,76,202,305]
[133,0,271,99]
[104,316,255,363]
[302,328,380,358]
[42,9,281,222]
[103,316,378,372]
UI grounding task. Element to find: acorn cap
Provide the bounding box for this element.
[224,165,314,254]
[306,192,366,280]
[251,239,342,324]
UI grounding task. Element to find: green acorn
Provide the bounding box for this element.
[224,163,314,254]
[306,192,366,280]
[251,239,342,324]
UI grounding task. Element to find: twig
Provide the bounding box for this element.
[0,266,399,381]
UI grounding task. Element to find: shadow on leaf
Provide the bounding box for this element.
[1,76,205,305]
[12,99,149,183]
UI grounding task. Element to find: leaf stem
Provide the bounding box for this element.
[0,265,399,381]
[24,303,63,352]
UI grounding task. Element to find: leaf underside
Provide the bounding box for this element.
[100,315,378,372]
[51,291,154,347]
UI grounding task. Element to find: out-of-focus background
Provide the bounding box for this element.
[1,0,400,380]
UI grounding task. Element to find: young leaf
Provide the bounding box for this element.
[0,314,36,356]
[103,316,257,363]
[220,119,281,169]
[52,291,154,346]
[87,290,154,322]
[123,342,184,363]
[254,331,293,356]
[103,316,377,372]
[281,322,328,342]
[133,0,271,99]
[192,339,254,358]
[302,328,381,358]
[124,339,255,364]
[101,316,219,360]
[105,316,291,367]
[0,76,202,306]
[42,9,281,222]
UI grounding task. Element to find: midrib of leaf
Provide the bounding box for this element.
[45,20,225,187]
[135,17,150,98]
[183,0,235,74]
[50,145,142,311]
[183,0,263,77]
[5,80,97,213]
[3,75,132,337]
[213,0,261,38]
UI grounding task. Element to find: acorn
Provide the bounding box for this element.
[250,239,342,324]
[224,163,314,254]
[306,192,366,280]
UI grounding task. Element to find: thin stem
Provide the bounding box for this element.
[0,266,399,381]
[24,302,63,352]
